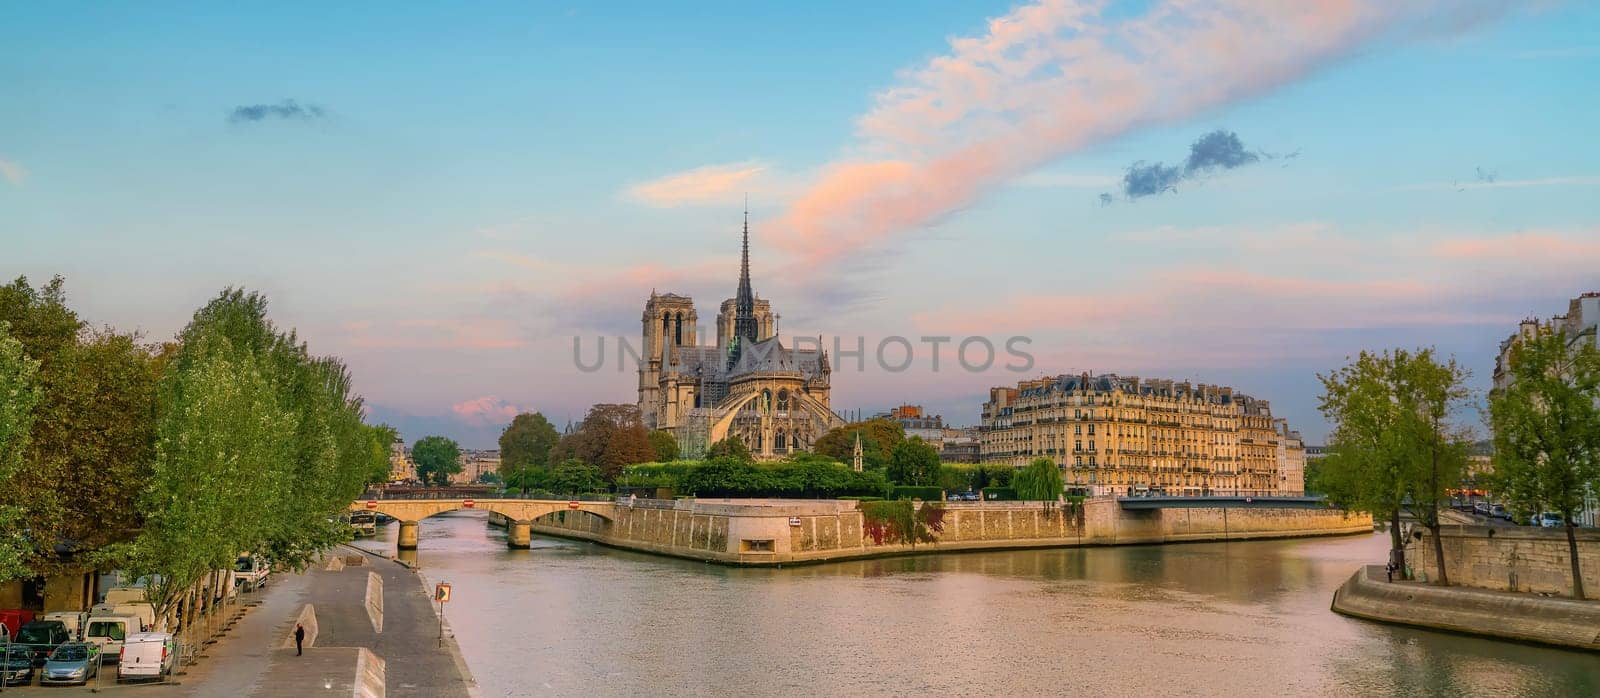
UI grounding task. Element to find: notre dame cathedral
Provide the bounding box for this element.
[637,214,843,459]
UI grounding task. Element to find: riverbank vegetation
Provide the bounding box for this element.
[1317,340,1600,600]
[0,276,395,625]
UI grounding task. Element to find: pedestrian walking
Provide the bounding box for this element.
[294,623,305,656]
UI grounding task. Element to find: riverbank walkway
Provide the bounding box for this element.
[9,547,476,696]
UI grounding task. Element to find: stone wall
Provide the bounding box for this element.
[1332,564,1600,651]
[1412,524,1600,596]
[529,498,1371,566]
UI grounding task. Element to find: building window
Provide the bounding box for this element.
[1088,424,1095,435]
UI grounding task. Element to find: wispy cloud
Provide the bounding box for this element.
[228,99,328,124]
[1395,175,1600,192]
[450,395,525,425]
[628,161,769,207]
[0,158,25,185]
[768,0,1515,265]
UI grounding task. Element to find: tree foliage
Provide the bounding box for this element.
[674,456,888,499]
[886,438,939,486]
[648,429,680,462]
[99,288,379,626]
[1014,457,1065,501]
[547,460,606,494]
[814,418,905,470]
[0,322,42,581]
[412,435,463,487]
[553,403,655,480]
[705,434,753,463]
[500,412,559,470]
[861,500,945,546]
[0,277,163,575]
[365,423,400,484]
[1316,348,1472,583]
[1489,327,1600,599]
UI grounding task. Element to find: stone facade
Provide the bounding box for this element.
[529,498,1371,566]
[981,373,1293,496]
[1411,525,1600,597]
[637,216,842,459]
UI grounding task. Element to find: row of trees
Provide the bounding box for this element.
[0,277,394,625]
[1317,333,1600,599]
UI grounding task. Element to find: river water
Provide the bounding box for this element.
[352,512,1599,697]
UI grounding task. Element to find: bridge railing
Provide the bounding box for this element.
[359,489,615,502]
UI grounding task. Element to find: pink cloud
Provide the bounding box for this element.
[343,317,528,350]
[767,1,1511,264]
[451,395,524,425]
[1431,231,1600,260]
[629,161,768,207]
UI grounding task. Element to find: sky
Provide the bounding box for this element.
[3,1,1598,448]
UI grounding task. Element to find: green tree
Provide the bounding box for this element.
[705,435,753,463]
[648,429,680,462]
[1013,457,1065,502]
[815,418,904,470]
[412,436,463,487]
[548,460,606,494]
[0,322,42,581]
[1317,350,1413,576]
[552,404,655,480]
[499,412,559,469]
[1489,326,1600,599]
[1391,349,1472,587]
[886,438,939,486]
[0,277,163,574]
[365,424,400,484]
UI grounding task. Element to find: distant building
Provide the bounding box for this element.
[980,373,1290,497]
[1274,418,1305,496]
[877,405,980,462]
[388,436,413,483]
[1490,291,1600,526]
[452,450,502,485]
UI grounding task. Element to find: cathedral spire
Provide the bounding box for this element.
[733,201,758,345]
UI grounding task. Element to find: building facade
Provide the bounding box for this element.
[637,215,844,460]
[980,373,1289,496]
[1274,418,1305,496]
[1490,291,1600,527]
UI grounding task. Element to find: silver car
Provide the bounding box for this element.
[41,643,100,685]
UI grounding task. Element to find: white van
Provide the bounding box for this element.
[91,602,155,633]
[43,611,89,641]
[234,554,270,590]
[102,587,147,606]
[117,632,175,681]
[85,615,140,663]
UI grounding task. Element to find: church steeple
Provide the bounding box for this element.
[733,203,758,345]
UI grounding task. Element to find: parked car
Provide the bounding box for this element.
[0,610,35,641]
[1473,501,1491,517]
[85,615,140,663]
[235,553,271,590]
[1536,512,1564,528]
[14,620,70,665]
[1,646,31,686]
[117,632,175,681]
[1490,504,1510,520]
[41,642,99,685]
[962,492,980,501]
[947,494,963,501]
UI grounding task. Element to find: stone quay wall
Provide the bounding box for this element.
[1412,524,1600,596]
[529,497,1371,566]
[1333,564,1600,652]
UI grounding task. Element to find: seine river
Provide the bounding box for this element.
[352,512,1599,697]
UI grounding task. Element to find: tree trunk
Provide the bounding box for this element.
[1429,522,1449,585]
[1567,515,1586,600]
[1389,509,1406,578]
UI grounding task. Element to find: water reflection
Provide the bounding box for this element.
[352,511,1600,697]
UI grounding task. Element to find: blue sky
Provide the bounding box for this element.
[3,1,1598,447]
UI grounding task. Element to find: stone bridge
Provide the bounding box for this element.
[350,498,617,549]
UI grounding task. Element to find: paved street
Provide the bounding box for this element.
[1,547,473,697]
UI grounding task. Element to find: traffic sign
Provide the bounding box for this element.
[434,582,451,603]
[462,499,476,508]
[365,500,377,509]
[568,500,581,509]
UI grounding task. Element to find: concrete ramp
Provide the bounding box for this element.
[282,603,318,649]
